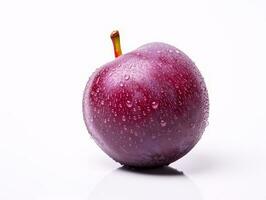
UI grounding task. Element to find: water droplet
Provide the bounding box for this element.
[160,120,167,127]
[100,100,104,105]
[96,88,100,93]
[190,123,195,128]
[120,82,124,87]
[104,119,107,123]
[129,137,132,141]
[175,49,180,54]
[124,75,130,80]
[133,115,137,120]
[152,135,156,139]
[126,100,132,108]
[95,77,100,84]
[151,101,159,109]
[168,49,173,53]
[157,50,161,53]
[122,115,126,121]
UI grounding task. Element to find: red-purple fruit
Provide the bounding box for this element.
[83,31,209,168]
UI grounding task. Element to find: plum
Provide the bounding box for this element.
[83,31,209,168]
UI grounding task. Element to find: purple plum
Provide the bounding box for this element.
[83,31,209,168]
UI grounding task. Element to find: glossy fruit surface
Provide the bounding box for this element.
[83,32,209,168]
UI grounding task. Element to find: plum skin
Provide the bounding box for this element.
[83,42,209,168]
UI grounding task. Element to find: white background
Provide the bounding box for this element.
[0,0,266,199]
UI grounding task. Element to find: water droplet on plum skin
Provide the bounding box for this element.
[124,75,130,80]
[151,101,159,109]
[160,120,167,127]
[95,77,100,84]
[126,100,132,108]
[122,115,126,121]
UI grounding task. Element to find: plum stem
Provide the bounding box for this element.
[110,30,122,57]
